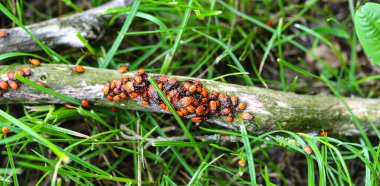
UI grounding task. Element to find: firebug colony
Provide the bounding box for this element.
[102,68,252,123]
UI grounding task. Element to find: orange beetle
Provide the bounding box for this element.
[81,100,90,107]
[186,105,196,113]
[120,93,127,99]
[15,70,24,76]
[179,108,188,116]
[134,75,142,84]
[191,116,206,123]
[7,71,15,81]
[138,68,145,75]
[36,81,47,87]
[0,30,9,37]
[165,78,178,91]
[0,81,8,90]
[28,58,41,66]
[231,96,238,106]
[196,86,202,93]
[141,99,149,106]
[113,88,120,94]
[177,97,193,108]
[201,89,208,97]
[320,131,332,136]
[2,127,10,134]
[236,102,247,111]
[125,81,134,92]
[159,103,167,110]
[65,103,77,109]
[183,82,191,90]
[219,93,230,107]
[177,110,184,117]
[188,85,196,94]
[209,101,217,113]
[22,66,32,76]
[113,95,120,102]
[242,112,253,120]
[118,65,129,73]
[192,99,199,106]
[106,95,113,101]
[106,95,113,100]
[102,85,110,95]
[71,65,85,73]
[110,81,116,89]
[202,97,208,104]
[225,113,233,123]
[303,146,313,155]
[195,105,207,116]
[237,159,246,167]
[9,81,19,90]
[156,75,168,82]
[220,108,231,115]
[129,92,139,99]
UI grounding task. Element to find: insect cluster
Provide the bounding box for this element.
[102,68,252,123]
[0,58,45,97]
[0,66,33,97]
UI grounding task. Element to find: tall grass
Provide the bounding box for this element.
[0,0,379,185]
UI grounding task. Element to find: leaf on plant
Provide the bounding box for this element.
[355,2,380,65]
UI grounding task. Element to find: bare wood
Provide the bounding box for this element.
[0,64,379,135]
[0,0,132,53]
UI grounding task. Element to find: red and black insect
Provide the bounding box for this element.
[28,58,41,66]
[0,30,9,38]
[101,68,250,123]
[71,65,85,73]
[2,127,10,134]
[81,100,90,108]
[119,64,130,73]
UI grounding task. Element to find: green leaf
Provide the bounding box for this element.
[355,2,380,65]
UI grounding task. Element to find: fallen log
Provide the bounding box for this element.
[0,64,378,135]
[0,0,132,53]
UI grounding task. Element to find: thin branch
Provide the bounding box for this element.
[0,64,379,135]
[0,0,132,53]
[119,124,240,149]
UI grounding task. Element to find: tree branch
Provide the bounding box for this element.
[0,64,379,135]
[0,0,132,53]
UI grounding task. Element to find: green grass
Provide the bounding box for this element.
[0,0,379,185]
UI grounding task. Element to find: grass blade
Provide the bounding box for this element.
[160,0,193,74]
[0,52,49,63]
[0,109,69,163]
[15,74,80,105]
[240,125,256,185]
[192,29,253,86]
[100,0,140,68]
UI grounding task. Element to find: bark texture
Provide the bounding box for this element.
[0,64,379,135]
[0,0,132,53]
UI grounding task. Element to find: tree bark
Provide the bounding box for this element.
[0,64,379,135]
[0,0,132,53]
